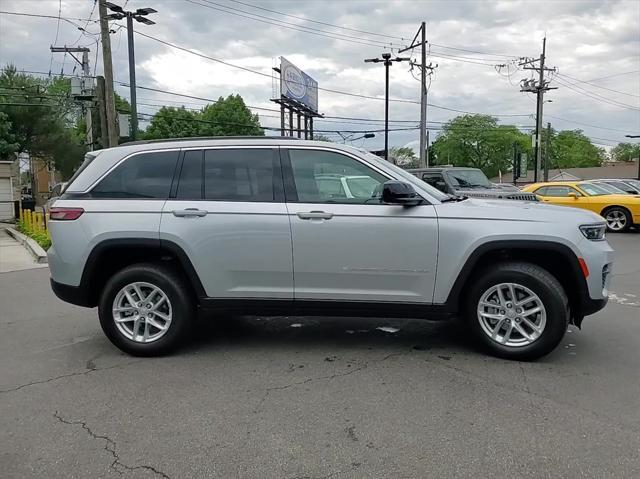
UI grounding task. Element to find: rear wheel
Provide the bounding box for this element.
[602,206,631,232]
[465,262,569,361]
[98,263,194,356]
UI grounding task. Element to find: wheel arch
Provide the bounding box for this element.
[80,238,206,307]
[446,240,590,325]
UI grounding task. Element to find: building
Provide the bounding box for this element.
[0,157,20,220]
[492,159,639,185]
[32,158,61,206]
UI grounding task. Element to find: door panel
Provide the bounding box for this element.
[283,147,438,303]
[161,201,293,298]
[287,202,438,302]
[160,147,293,299]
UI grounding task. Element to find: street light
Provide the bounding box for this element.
[104,2,157,141]
[364,53,410,162]
[351,133,375,142]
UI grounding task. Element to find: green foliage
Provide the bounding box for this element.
[0,111,19,160]
[390,146,418,167]
[313,134,333,142]
[430,114,606,177]
[144,106,202,140]
[611,142,640,162]
[17,219,51,250]
[0,65,86,179]
[549,129,604,168]
[430,115,530,178]
[142,94,263,140]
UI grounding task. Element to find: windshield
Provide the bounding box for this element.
[446,169,492,188]
[592,182,627,194]
[579,182,610,196]
[358,150,449,201]
[345,176,378,198]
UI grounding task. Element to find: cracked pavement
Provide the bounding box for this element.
[1,234,639,478]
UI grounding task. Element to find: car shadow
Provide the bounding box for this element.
[182,314,477,357]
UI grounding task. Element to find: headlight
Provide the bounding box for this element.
[580,223,606,241]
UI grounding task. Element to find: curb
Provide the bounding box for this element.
[5,227,48,264]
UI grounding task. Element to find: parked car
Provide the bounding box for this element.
[408,167,538,201]
[314,174,379,200]
[591,178,640,195]
[49,138,612,360]
[522,181,640,232]
[44,182,67,212]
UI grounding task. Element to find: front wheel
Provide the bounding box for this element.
[98,263,194,356]
[465,262,569,361]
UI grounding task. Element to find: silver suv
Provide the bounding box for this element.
[48,138,613,360]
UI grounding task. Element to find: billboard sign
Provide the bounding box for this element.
[280,57,318,113]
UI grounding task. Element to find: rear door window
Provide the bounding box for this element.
[91,150,179,198]
[204,149,279,202]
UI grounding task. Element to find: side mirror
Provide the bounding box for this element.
[568,192,578,199]
[382,181,422,206]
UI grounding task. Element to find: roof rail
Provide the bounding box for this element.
[121,136,302,146]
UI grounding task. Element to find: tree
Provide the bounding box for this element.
[430,114,530,178]
[390,146,418,167]
[550,130,604,168]
[141,94,263,139]
[611,142,640,163]
[0,65,86,179]
[0,112,19,160]
[143,106,201,140]
[199,94,263,136]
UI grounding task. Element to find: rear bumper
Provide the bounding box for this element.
[50,278,92,308]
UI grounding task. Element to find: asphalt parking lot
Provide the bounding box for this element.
[1,232,639,478]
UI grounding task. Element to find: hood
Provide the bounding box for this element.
[455,188,538,201]
[437,197,604,225]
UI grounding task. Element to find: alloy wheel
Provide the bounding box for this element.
[477,282,547,347]
[112,281,172,343]
[604,210,627,231]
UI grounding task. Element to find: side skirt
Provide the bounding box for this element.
[198,298,456,320]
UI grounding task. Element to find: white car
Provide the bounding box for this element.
[48,138,613,360]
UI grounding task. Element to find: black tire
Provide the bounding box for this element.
[602,206,632,233]
[464,261,569,361]
[98,262,194,356]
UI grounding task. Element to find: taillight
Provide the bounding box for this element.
[49,207,84,221]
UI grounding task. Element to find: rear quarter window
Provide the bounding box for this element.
[90,150,179,198]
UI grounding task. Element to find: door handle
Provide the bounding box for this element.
[172,208,207,217]
[297,211,333,220]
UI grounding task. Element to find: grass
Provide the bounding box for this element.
[16,219,52,250]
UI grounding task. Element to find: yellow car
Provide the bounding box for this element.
[522,181,640,232]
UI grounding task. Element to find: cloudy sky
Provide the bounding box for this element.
[1,0,639,152]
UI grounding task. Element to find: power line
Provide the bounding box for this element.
[227,0,405,42]
[545,115,634,133]
[556,72,639,98]
[585,70,640,82]
[553,76,640,111]
[184,0,400,49]
[0,10,97,25]
[428,42,518,59]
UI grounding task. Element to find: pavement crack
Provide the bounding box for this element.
[53,411,171,478]
[254,352,403,414]
[0,361,141,394]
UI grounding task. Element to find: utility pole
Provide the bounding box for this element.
[364,53,410,162]
[50,46,94,150]
[399,22,437,167]
[544,122,551,181]
[519,37,557,183]
[98,0,119,147]
[104,2,157,141]
[96,76,109,148]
